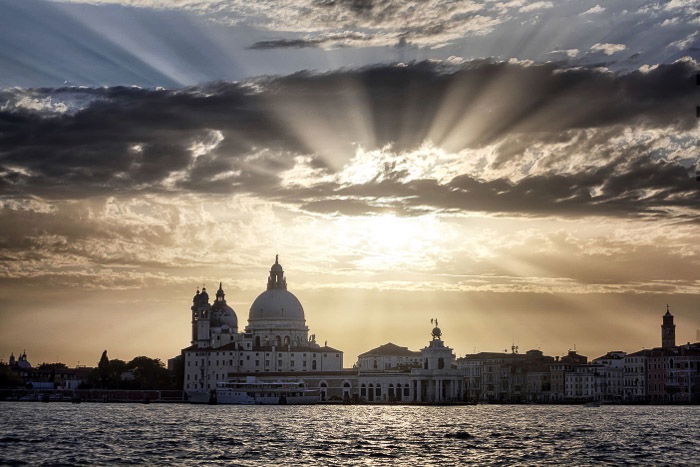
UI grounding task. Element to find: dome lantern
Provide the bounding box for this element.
[216,282,225,303]
[267,255,287,291]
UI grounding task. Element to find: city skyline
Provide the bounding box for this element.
[3,258,699,367]
[0,0,699,367]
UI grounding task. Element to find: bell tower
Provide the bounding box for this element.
[661,304,675,349]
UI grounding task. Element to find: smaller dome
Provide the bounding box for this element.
[220,305,238,329]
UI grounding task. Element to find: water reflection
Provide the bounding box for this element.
[0,403,698,465]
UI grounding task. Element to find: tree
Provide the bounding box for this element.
[0,363,23,389]
[127,356,173,389]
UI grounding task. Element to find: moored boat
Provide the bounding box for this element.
[215,377,320,405]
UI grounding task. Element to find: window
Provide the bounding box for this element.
[312,360,317,370]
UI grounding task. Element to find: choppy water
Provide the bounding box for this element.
[1,403,699,465]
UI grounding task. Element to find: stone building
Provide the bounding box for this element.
[182,257,466,403]
[182,256,343,401]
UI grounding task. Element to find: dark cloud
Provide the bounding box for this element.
[0,59,698,218]
[249,32,371,50]
[249,39,324,50]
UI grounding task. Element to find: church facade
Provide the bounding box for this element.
[182,257,466,403]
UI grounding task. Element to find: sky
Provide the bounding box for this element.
[0,0,699,367]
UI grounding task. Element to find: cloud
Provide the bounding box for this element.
[581,5,605,15]
[519,1,553,13]
[590,43,627,55]
[668,31,699,50]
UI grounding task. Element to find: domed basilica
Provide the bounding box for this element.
[184,257,343,399]
[182,256,466,404]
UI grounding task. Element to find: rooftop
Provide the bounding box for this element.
[358,343,421,358]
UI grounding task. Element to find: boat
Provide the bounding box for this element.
[584,401,601,407]
[214,377,321,405]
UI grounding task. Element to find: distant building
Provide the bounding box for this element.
[5,352,92,390]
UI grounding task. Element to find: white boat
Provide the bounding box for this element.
[214,378,321,405]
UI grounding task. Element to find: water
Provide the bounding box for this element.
[0,403,698,465]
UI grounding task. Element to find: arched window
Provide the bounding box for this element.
[424,359,428,369]
[438,358,445,369]
[360,384,366,397]
[254,336,261,347]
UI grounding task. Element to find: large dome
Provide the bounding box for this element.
[247,256,306,325]
[249,289,305,322]
[212,304,238,329]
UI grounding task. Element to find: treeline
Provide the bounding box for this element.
[81,351,180,390]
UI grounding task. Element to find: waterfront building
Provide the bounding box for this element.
[457,349,554,403]
[624,350,650,401]
[183,257,343,399]
[564,365,597,400]
[182,257,465,403]
[623,308,699,403]
[550,350,587,401]
[355,323,465,403]
[591,351,625,402]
